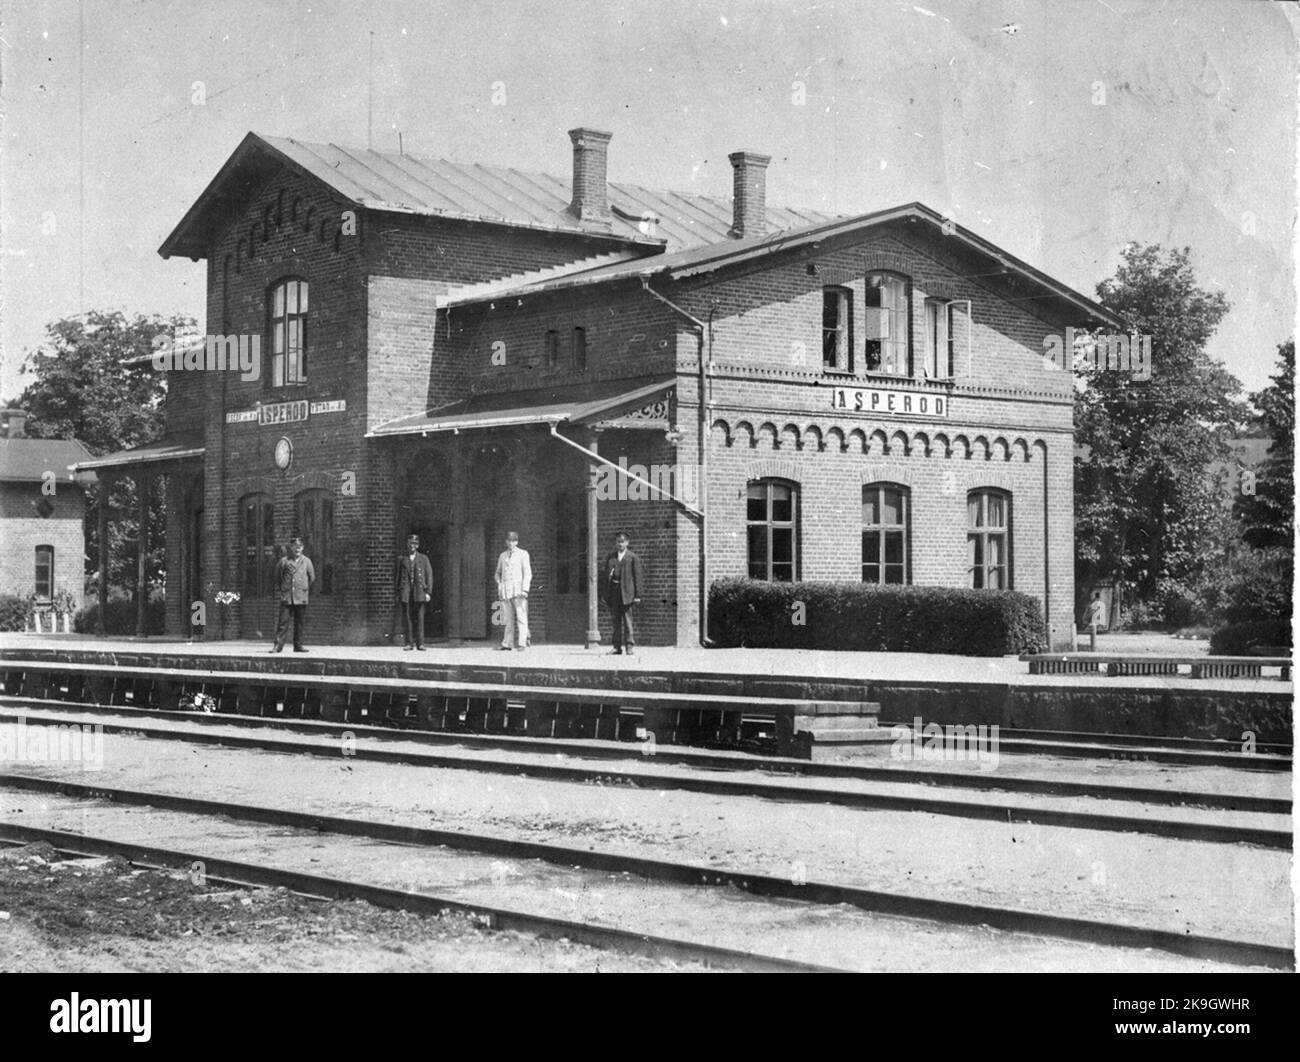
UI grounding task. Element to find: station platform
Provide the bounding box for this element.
[1,631,1291,744]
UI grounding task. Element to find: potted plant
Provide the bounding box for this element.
[213,589,241,640]
[52,587,77,633]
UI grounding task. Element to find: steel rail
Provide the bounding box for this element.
[0,783,1289,970]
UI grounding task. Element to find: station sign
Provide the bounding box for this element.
[830,386,948,418]
[224,399,347,426]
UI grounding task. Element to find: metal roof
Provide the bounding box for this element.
[0,438,95,483]
[368,376,675,439]
[437,202,1125,328]
[159,133,837,260]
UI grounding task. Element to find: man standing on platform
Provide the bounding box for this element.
[271,536,315,653]
[396,533,434,651]
[494,531,532,651]
[603,531,643,656]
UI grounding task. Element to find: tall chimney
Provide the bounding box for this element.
[728,151,771,239]
[568,127,613,225]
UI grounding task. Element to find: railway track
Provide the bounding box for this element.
[0,704,1288,848]
[0,777,1289,971]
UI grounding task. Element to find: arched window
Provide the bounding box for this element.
[268,277,308,387]
[862,483,909,584]
[240,494,275,598]
[34,545,54,600]
[747,478,799,581]
[295,488,334,595]
[864,272,909,376]
[967,488,1011,589]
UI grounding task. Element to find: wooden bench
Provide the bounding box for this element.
[1021,653,1291,680]
[0,659,883,760]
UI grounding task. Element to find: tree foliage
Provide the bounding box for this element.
[1074,245,1242,623]
[1235,339,1294,550]
[7,310,192,598]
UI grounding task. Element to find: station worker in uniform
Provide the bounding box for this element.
[494,531,532,651]
[396,534,435,650]
[271,536,315,653]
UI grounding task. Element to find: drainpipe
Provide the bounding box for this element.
[639,278,712,646]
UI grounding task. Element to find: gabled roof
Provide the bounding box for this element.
[159,133,836,260]
[440,203,1124,328]
[0,437,94,483]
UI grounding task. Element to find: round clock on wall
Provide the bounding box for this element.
[274,436,293,471]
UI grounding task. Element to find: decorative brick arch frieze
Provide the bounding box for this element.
[710,415,1043,465]
[285,470,341,494]
[231,475,278,499]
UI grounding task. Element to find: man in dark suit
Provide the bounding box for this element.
[396,534,435,651]
[602,531,644,656]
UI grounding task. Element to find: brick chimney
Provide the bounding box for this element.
[568,127,613,225]
[728,150,771,239]
[0,408,27,438]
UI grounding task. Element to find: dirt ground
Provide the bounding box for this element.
[0,842,704,973]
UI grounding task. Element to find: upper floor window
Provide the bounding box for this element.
[864,272,909,376]
[573,327,587,372]
[269,278,308,387]
[862,484,908,584]
[925,300,959,379]
[295,489,334,595]
[545,330,560,368]
[240,494,275,598]
[822,287,853,372]
[968,489,1010,589]
[34,545,53,600]
[747,479,798,582]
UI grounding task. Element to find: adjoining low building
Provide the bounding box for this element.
[0,409,92,615]
[79,128,1121,649]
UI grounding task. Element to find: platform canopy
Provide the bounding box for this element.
[69,433,204,472]
[366,376,675,439]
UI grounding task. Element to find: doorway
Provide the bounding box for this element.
[549,490,588,643]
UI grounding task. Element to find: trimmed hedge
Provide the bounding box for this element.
[708,578,1047,656]
[1209,619,1292,656]
[0,595,34,633]
[74,598,166,636]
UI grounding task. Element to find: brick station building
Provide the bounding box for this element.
[78,128,1120,649]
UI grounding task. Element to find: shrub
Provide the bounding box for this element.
[708,578,1047,656]
[0,595,34,633]
[74,597,166,636]
[1209,619,1292,655]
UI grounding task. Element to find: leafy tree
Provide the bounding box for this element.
[1235,339,1294,551]
[1074,244,1243,625]
[6,310,193,603]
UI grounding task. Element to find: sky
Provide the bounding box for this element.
[1,0,1295,402]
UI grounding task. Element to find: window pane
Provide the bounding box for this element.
[273,284,285,318]
[969,495,983,527]
[862,488,879,525]
[747,526,767,572]
[884,531,903,565]
[988,534,1004,569]
[863,564,880,583]
[969,533,982,571]
[746,491,766,521]
[988,495,1005,527]
[884,564,905,585]
[771,485,792,522]
[882,489,902,525]
[771,528,793,565]
[772,563,794,582]
[273,322,284,354]
[288,280,299,315]
[298,281,308,312]
[862,533,880,564]
[288,319,300,352]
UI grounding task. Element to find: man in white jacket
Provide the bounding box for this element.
[494,531,532,650]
